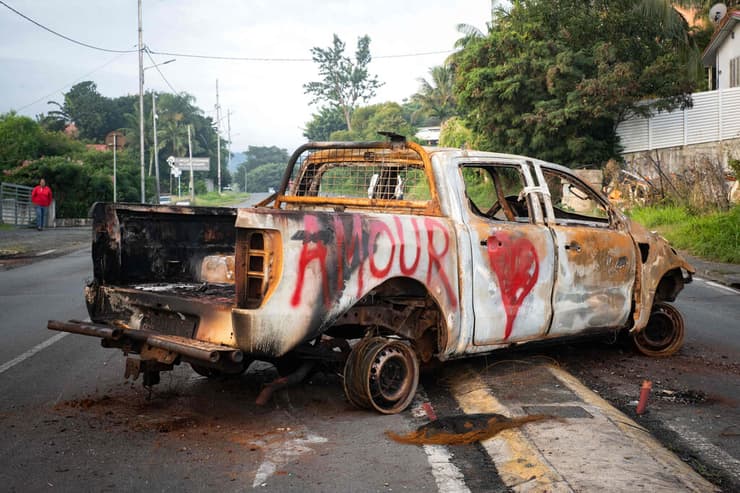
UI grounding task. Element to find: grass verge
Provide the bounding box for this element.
[171,192,250,207]
[627,205,740,264]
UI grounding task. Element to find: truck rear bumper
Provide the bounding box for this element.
[48,319,244,368]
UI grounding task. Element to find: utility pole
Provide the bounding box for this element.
[188,124,194,202]
[113,133,117,203]
[137,0,146,203]
[226,109,233,193]
[152,92,160,204]
[215,79,222,194]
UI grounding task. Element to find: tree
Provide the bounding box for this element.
[243,162,286,193]
[234,146,289,191]
[411,64,458,125]
[49,81,118,141]
[0,112,42,171]
[243,146,289,171]
[304,34,383,131]
[303,106,346,141]
[455,0,698,166]
[330,102,417,141]
[439,117,475,148]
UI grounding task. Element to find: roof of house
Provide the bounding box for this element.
[702,10,740,67]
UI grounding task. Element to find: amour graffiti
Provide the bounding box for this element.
[290,214,458,309]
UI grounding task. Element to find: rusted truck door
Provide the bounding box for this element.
[533,165,636,336]
[459,162,556,345]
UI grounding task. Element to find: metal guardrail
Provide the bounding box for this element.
[0,182,34,227]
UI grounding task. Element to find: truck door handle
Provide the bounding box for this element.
[481,235,500,247]
[565,241,582,252]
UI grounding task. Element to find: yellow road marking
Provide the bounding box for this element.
[448,366,572,492]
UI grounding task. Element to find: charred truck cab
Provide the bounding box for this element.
[49,138,693,414]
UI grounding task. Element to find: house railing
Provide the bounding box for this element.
[0,182,34,227]
[617,87,740,153]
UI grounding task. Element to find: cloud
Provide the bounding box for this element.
[0,0,490,152]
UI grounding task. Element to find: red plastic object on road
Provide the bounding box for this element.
[636,380,652,415]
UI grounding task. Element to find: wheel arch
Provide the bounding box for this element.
[327,276,448,363]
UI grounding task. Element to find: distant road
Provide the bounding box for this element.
[235,192,271,208]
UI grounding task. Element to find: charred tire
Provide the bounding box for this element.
[190,361,250,379]
[632,302,685,357]
[343,337,419,414]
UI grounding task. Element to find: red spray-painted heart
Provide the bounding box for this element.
[486,232,539,340]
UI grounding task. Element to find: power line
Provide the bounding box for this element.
[2,0,454,62]
[148,48,310,63]
[15,52,133,112]
[146,48,454,62]
[0,0,137,53]
[145,48,179,94]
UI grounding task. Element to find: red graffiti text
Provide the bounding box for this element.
[290,214,457,308]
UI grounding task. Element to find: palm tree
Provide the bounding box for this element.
[412,64,458,125]
[158,112,189,158]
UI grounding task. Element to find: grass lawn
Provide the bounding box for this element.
[627,205,740,264]
[170,191,250,207]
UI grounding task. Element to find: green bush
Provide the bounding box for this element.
[3,149,151,217]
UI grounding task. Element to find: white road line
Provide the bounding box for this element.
[423,444,471,493]
[694,277,740,294]
[411,389,471,493]
[35,249,57,257]
[664,421,740,479]
[250,431,327,488]
[0,332,68,375]
[704,280,740,295]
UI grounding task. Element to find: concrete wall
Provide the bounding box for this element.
[621,139,739,204]
[622,138,740,175]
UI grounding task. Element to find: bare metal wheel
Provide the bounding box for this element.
[633,302,685,357]
[343,337,419,414]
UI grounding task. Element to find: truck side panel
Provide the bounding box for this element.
[232,209,460,356]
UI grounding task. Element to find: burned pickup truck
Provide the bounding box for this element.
[49,138,693,414]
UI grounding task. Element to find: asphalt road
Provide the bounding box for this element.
[678,278,740,354]
[0,249,738,491]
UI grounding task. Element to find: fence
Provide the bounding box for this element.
[617,87,740,153]
[0,182,34,227]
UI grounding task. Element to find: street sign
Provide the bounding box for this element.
[168,157,210,171]
[105,131,126,149]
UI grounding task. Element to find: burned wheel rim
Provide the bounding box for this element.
[633,302,685,357]
[343,337,419,414]
[343,337,380,409]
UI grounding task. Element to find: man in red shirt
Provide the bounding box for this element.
[31,178,53,230]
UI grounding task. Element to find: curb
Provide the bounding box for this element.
[441,363,719,492]
[548,365,719,492]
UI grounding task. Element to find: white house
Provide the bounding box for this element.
[415,126,441,146]
[702,10,740,90]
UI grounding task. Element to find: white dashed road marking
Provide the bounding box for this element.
[0,332,68,375]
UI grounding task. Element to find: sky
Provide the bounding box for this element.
[0,0,492,154]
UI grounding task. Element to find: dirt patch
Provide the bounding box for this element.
[50,366,346,443]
